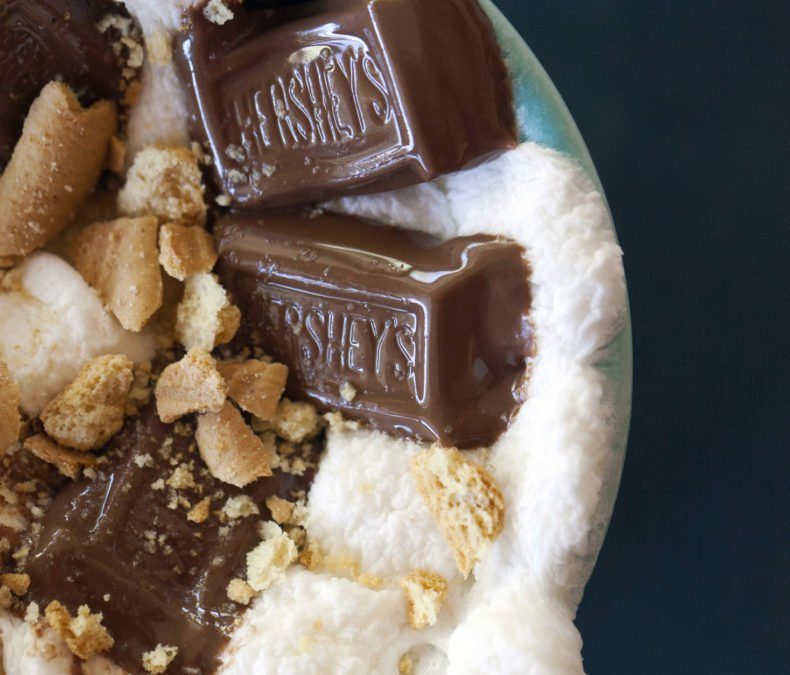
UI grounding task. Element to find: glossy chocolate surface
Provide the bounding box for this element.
[217,211,532,448]
[0,0,124,169]
[176,0,517,208]
[26,405,320,674]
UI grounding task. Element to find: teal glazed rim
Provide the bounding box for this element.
[482,0,633,603]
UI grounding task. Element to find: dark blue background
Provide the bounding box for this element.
[495,1,789,673]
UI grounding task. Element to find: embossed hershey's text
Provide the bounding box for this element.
[223,40,400,161]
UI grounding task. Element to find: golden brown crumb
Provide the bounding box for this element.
[155,350,226,423]
[246,522,296,592]
[265,495,294,525]
[0,360,21,455]
[0,82,117,257]
[75,216,163,332]
[221,494,259,520]
[217,360,288,422]
[141,643,178,673]
[158,224,217,281]
[45,601,114,660]
[23,434,97,480]
[411,445,505,578]
[40,355,134,451]
[196,402,273,488]
[175,273,240,351]
[186,497,211,524]
[166,464,195,490]
[118,146,206,226]
[0,572,30,596]
[226,578,254,606]
[269,399,322,443]
[400,569,448,630]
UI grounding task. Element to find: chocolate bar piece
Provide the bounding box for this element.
[0,0,125,169]
[177,0,516,208]
[26,405,320,674]
[216,212,532,448]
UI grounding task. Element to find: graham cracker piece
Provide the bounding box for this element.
[45,601,114,660]
[0,573,30,596]
[142,644,178,674]
[40,355,134,451]
[265,495,294,525]
[186,497,211,524]
[203,0,234,25]
[155,350,226,423]
[400,569,448,630]
[410,445,505,578]
[0,361,21,455]
[24,434,98,480]
[196,402,273,488]
[0,82,117,257]
[216,360,288,422]
[159,223,217,280]
[75,216,163,332]
[118,146,206,226]
[246,522,297,592]
[175,273,240,351]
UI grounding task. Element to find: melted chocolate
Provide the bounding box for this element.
[217,211,533,448]
[0,0,125,169]
[176,0,516,208]
[25,405,320,674]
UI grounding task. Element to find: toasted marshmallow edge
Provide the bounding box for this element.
[0,253,156,417]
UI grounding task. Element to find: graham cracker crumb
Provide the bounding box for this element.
[196,402,273,488]
[217,360,288,422]
[175,273,240,351]
[118,146,206,227]
[221,494,259,520]
[400,569,448,630]
[0,572,30,596]
[41,355,134,451]
[410,445,505,578]
[0,360,21,454]
[24,434,97,480]
[246,522,296,592]
[187,497,211,524]
[269,399,322,443]
[226,577,254,606]
[203,0,234,25]
[0,82,117,257]
[339,381,357,402]
[142,643,178,674]
[155,350,226,423]
[75,216,163,332]
[159,224,217,281]
[265,495,294,525]
[45,601,114,660]
[166,464,195,490]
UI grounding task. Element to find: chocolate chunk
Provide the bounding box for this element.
[176,0,516,208]
[25,405,320,674]
[0,0,126,169]
[216,212,533,448]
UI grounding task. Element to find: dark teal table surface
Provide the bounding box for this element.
[494,1,789,673]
